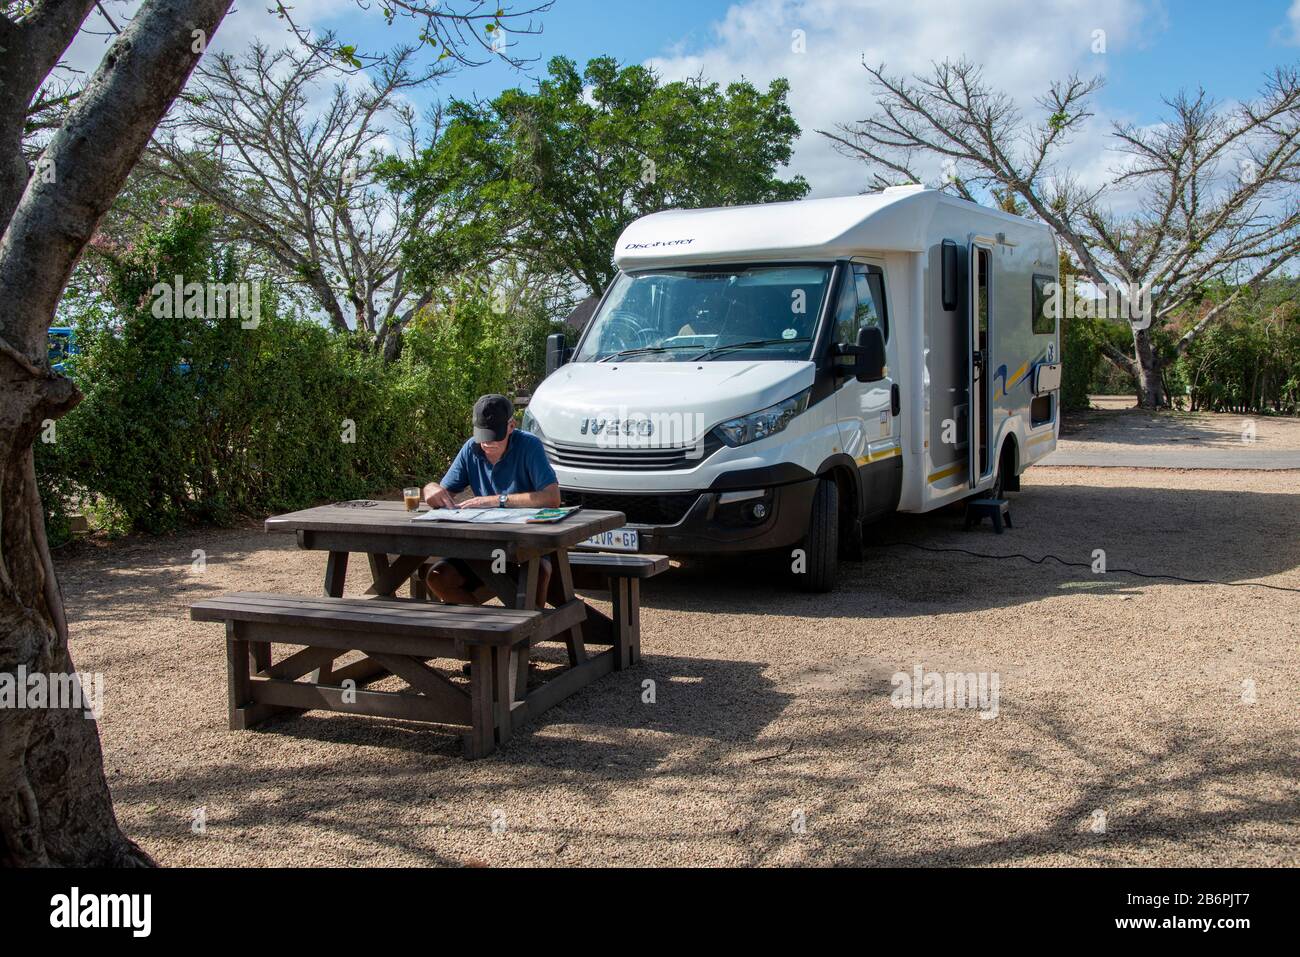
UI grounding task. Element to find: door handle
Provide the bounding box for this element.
[891,383,901,416]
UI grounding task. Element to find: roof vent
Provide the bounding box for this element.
[881,184,926,196]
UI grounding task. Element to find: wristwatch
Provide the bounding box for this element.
[498,493,508,507]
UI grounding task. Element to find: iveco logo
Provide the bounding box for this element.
[581,418,654,437]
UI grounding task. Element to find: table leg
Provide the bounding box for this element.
[492,646,514,744]
[552,550,588,666]
[226,623,251,730]
[465,644,496,759]
[310,550,351,683]
[611,577,641,669]
[324,551,349,597]
[465,551,593,700]
[509,559,541,702]
[366,553,430,597]
[410,567,429,600]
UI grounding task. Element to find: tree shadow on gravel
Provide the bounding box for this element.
[103,655,1297,866]
[640,483,1300,619]
[107,653,794,864]
[724,703,1300,866]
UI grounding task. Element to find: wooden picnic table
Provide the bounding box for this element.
[261,501,629,747]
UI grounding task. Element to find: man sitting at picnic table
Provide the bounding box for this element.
[422,394,561,606]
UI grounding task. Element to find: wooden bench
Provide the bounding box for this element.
[566,552,669,669]
[191,592,541,759]
[408,551,668,670]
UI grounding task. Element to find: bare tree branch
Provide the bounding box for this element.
[821,58,1300,407]
[147,42,445,336]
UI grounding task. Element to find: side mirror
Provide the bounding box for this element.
[545,332,568,377]
[855,326,886,382]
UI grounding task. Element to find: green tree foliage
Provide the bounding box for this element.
[392,56,809,294]
[38,209,544,542]
[1059,316,1100,412]
[1177,278,1300,414]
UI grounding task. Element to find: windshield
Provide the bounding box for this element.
[573,264,833,362]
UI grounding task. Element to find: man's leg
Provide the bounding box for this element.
[427,559,489,606]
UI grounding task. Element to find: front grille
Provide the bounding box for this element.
[543,434,722,471]
[561,489,701,526]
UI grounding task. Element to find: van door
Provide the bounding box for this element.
[831,260,901,518]
[968,243,993,487]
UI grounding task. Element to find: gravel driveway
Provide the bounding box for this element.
[57,456,1300,867]
[1044,407,1300,469]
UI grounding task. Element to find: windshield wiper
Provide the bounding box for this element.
[597,345,692,363]
[691,337,810,361]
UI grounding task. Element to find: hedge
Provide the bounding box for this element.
[38,207,544,543]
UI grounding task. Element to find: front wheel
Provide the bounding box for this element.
[793,478,839,592]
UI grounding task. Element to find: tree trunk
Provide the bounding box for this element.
[1132,325,1164,409]
[0,355,152,866]
[0,0,234,867]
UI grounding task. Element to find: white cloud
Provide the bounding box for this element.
[646,0,1165,198]
[1279,0,1300,45]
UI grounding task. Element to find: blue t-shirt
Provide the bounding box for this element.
[440,430,558,498]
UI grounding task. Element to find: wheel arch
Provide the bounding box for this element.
[996,431,1021,491]
[816,453,863,520]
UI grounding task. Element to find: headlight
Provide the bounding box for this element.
[521,408,545,439]
[712,389,810,447]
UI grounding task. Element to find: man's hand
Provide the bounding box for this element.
[459,495,500,509]
[423,482,456,509]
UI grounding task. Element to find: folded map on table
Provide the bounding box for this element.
[413,506,579,525]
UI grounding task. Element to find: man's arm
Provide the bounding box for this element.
[422,481,458,509]
[461,483,560,509]
[424,443,472,508]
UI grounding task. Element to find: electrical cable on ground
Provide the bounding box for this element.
[873,541,1300,594]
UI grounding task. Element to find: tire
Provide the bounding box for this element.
[991,443,1016,499]
[794,478,839,592]
[839,510,866,561]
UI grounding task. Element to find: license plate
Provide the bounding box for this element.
[581,528,639,552]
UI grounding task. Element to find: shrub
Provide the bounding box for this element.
[39,210,527,541]
[1060,315,1101,412]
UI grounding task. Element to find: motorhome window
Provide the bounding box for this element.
[572,265,832,362]
[976,248,991,335]
[834,264,888,344]
[831,272,856,346]
[854,265,889,340]
[1031,274,1056,335]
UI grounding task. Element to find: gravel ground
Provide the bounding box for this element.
[57,465,1300,867]
[1059,406,1300,454]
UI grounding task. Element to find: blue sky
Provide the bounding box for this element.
[65,1,1296,196]
[285,0,1298,196]
[426,1,1299,118]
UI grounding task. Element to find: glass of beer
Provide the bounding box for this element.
[403,487,422,512]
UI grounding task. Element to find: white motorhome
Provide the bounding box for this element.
[523,186,1062,590]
